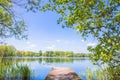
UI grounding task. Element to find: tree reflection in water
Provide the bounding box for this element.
[0,57,119,80]
[0,57,88,80]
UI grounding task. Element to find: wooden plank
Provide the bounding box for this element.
[45,67,82,80]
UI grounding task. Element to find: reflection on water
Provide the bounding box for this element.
[0,57,113,80]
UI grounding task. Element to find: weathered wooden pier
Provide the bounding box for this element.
[45,67,82,80]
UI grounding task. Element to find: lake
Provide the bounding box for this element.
[0,57,100,80]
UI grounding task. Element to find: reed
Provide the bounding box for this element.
[0,64,33,80]
[84,66,120,80]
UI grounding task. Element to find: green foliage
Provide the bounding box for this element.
[40,0,120,66]
[39,1,120,79]
[0,63,33,80]
[0,45,90,57]
[0,0,119,66]
[43,51,90,57]
[85,67,110,80]
[0,0,25,39]
[0,45,16,57]
[0,0,41,40]
[38,50,42,56]
[84,66,120,80]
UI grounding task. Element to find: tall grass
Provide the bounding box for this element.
[0,64,33,80]
[85,66,120,80]
[86,67,109,80]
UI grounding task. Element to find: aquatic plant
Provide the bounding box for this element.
[0,63,33,80]
[85,66,120,80]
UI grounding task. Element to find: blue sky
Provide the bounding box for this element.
[6,9,97,53]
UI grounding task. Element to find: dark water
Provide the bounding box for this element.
[0,57,100,80]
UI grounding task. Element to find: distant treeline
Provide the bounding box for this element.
[0,45,91,57]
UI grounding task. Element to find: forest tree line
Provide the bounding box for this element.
[0,45,91,57]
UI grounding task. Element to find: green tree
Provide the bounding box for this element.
[0,0,41,40]
[1,0,119,65]
[0,45,5,57]
[38,50,42,56]
[1,1,120,78]
[40,1,120,79]
[40,0,120,66]
[0,45,16,57]
[65,51,73,57]
[5,45,16,56]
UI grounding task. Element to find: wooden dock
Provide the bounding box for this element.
[45,67,82,80]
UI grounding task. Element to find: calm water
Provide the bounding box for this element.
[0,57,100,80]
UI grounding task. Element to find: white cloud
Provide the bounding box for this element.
[26,41,31,44]
[81,39,85,42]
[29,44,36,48]
[87,42,96,47]
[25,41,37,49]
[56,40,61,43]
[46,45,55,50]
[64,40,74,44]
